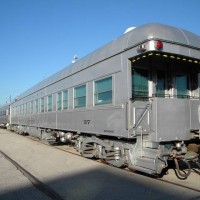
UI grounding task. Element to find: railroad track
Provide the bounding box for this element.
[26,135,200,193]
[0,150,64,200]
[1,132,200,199]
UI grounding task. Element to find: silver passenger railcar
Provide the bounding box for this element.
[8,23,200,177]
[0,104,10,128]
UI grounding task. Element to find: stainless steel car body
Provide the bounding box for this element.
[0,104,10,128]
[5,23,200,175]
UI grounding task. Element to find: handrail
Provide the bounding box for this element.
[131,94,200,100]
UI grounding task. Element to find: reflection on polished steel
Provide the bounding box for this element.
[0,23,200,178]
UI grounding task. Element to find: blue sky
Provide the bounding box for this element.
[0,0,200,104]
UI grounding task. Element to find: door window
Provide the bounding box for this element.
[132,68,149,98]
[176,74,189,98]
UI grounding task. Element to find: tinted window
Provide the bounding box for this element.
[95,77,112,105]
[132,68,149,98]
[74,85,86,108]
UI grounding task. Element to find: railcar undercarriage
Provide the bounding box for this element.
[10,124,200,179]
[75,134,200,178]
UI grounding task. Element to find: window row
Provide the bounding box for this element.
[132,68,199,99]
[12,76,113,116]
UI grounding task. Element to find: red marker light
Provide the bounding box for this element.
[155,41,163,50]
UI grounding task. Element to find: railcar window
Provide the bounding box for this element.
[63,90,68,109]
[191,73,199,98]
[156,70,165,97]
[74,85,86,108]
[35,99,39,113]
[40,97,45,112]
[57,92,62,110]
[20,105,22,115]
[27,103,29,114]
[31,101,33,114]
[176,74,189,98]
[48,95,52,112]
[22,104,25,115]
[132,68,149,98]
[131,54,200,99]
[18,107,19,115]
[95,77,112,105]
[24,103,27,114]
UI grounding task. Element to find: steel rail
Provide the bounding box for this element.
[0,150,65,200]
[6,133,200,193]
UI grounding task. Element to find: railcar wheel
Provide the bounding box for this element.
[105,158,125,168]
[103,147,125,168]
[81,142,97,158]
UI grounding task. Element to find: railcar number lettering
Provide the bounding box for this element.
[84,120,91,125]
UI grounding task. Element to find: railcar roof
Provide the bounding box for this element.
[17,23,200,101]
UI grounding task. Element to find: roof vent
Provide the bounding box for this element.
[72,55,78,63]
[123,27,136,34]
